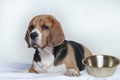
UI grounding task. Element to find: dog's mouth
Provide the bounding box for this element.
[32,43,39,48]
[31,40,39,48]
[31,41,45,49]
[32,43,47,49]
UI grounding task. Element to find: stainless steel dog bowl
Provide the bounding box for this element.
[82,55,120,77]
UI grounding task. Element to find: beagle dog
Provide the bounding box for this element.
[25,15,92,76]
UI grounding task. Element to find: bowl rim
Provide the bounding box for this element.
[82,55,120,68]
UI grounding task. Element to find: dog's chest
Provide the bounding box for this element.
[33,47,66,73]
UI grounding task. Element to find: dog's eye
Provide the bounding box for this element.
[30,25,34,31]
[42,25,49,30]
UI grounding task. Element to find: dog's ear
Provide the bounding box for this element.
[25,26,30,48]
[48,15,65,47]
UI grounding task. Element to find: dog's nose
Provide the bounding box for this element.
[30,32,38,39]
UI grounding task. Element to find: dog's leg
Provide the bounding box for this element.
[29,68,39,73]
[65,67,80,76]
[29,65,39,73]
[63,44,80,76]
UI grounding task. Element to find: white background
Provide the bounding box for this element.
[0,0,120,64]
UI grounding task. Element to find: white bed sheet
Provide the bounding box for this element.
[0,63,120,80]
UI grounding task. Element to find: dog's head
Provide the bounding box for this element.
[25,15,65,48]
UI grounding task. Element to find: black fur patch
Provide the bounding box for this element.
[34,48,41,62]
[53,40,68,65]
[68,41,85,71]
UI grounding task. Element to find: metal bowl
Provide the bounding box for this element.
[82,55,120,77]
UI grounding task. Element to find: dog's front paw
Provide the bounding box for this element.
[65,69,80,77]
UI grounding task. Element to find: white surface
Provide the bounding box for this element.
[0,0,120,64]
[0,1,120,79]
[0,63,120,80]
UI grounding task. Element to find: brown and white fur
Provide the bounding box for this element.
[25,15,92,76]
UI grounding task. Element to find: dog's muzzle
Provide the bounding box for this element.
[30,32,39,48]
[30,31,45,49]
